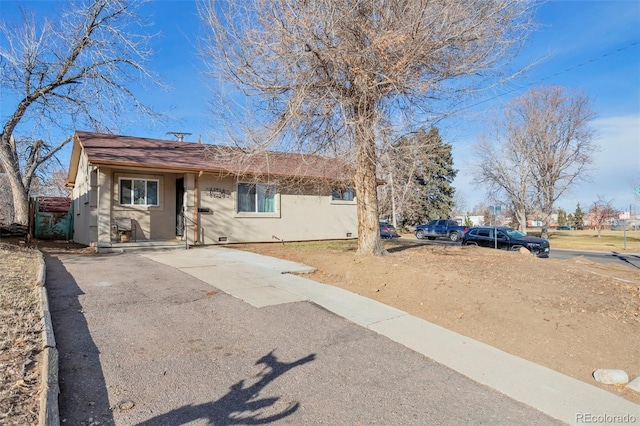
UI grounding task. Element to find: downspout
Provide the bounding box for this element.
[95,165,101,247]
[194,171,203,244]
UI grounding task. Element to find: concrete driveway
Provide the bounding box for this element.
[43,247,634,425]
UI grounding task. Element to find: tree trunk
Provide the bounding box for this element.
[540,207,552,239]
[0,140,30,225]
[515,208,527,233]
[11,184,29,225]
[354,148,385,255]
[353,102,385,256]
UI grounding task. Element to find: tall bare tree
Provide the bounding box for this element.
[199,0,536,255]
[473,86,597,237]
[473,130,533,232]
[472,100,541,233]
[526,86,597,238]
[0,0,162,225]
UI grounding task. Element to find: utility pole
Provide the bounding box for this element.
[390,170,397,228]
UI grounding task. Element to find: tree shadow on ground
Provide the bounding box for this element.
[137,350,316,425]
[610,251,640,269]
[385,241,428,254]
[44,254,115,425]
[386,239,461,254]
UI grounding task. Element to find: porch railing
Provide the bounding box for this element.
[181,209,202,250]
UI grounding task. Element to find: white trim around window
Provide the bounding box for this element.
[331,187,356,204]
[234,182,280,217]
[119,177,159,206]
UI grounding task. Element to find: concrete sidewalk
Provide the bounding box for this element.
[142,246,640,425]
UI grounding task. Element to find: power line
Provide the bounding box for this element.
[448,40,640,115]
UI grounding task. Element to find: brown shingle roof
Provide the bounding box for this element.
[72,131,354,182]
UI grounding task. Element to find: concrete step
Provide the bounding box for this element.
[97,240,187,254]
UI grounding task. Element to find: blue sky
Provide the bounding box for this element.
[2,0,639,214]
[447,1,640,214]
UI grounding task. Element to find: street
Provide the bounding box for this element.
[404,237,640,269]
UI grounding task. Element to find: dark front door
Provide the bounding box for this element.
[176,178,185,236]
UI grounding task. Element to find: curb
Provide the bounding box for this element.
[36,251,60,426]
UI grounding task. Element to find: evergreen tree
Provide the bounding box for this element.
[415,127,458,221]
[380,127,457,227]
[557,209,567,226]
[464,215,473,227]
[573,204,584,230]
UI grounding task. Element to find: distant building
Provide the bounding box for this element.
[455,215,484,226]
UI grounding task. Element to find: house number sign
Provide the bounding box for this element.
[205,187,230,198]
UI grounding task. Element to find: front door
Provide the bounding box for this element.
[176,178,185,236]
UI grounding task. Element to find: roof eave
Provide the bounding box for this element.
[86,159,353,182]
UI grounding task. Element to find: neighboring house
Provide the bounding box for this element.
[66,131,358,250]
[454,215,484,227]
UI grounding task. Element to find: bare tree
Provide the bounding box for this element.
[472,105,534,232]
[451,192,468,220]
[0,0,162,225]
[588,196,616,238]
[198,0,537,255]
[31,167,71,198]
[473,86,597,237]
[525,86,597,238]
[472,128,534,233]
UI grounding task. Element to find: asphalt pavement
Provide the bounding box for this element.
[407,236,640,269]
[44,247,639,425]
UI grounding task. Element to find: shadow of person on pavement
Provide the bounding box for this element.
[137,350,316,425]
[44,254,115,425]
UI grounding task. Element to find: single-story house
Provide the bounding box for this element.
[66,131,358,250]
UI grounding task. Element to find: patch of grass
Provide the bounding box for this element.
[0,243,41,425]
[241,231,640,253]
[236,239,359,253]
[297,240,359,252]
[529,229,640,252]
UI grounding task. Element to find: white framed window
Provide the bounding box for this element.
[119,178,159,206]
[332,187,355,201]
[237,183,276,213]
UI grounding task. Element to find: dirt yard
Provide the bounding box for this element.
[0,240,95,425]
[234,239,640,404]
[0,243,41,425]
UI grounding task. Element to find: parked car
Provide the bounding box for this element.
[414,219,468,242]
[462,226,550,258]
[380,222,400,239]
[556,226,571,230]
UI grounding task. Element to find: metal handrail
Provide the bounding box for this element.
[181,208,200,250]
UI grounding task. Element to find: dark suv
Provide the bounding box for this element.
[380,222,400,239]
[462,226,550,258]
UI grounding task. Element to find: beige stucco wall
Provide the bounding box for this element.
[72,157,180,245]
[195,175,358,244]
[108,169,178,242]
[69,148,98,246]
